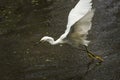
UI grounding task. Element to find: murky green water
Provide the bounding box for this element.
[0,0,120,80]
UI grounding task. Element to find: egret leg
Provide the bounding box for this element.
[84,46,104,62]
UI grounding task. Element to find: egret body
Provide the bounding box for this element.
[40,0,103,62]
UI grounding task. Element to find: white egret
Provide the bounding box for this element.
[40,0,104,62]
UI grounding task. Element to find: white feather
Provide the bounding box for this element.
[68,0,92,27]
[58,0,92,41]
[67,9,95,46]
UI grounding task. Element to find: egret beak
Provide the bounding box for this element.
[34,40,44,46]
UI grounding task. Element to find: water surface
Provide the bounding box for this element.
[0,0,120,80]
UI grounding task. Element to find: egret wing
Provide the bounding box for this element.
[67,9,95,46]
[58,0,93,40]
[72,9,95,34]
[67,0,92,28]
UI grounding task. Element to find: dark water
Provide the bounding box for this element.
[0,0,120,80]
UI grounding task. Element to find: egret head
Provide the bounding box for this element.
[40,36,54,45]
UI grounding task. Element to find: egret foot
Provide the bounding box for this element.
[88,51,104,62]
[85,46,104,62]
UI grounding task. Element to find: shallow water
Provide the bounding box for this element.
[0,0,120,80]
